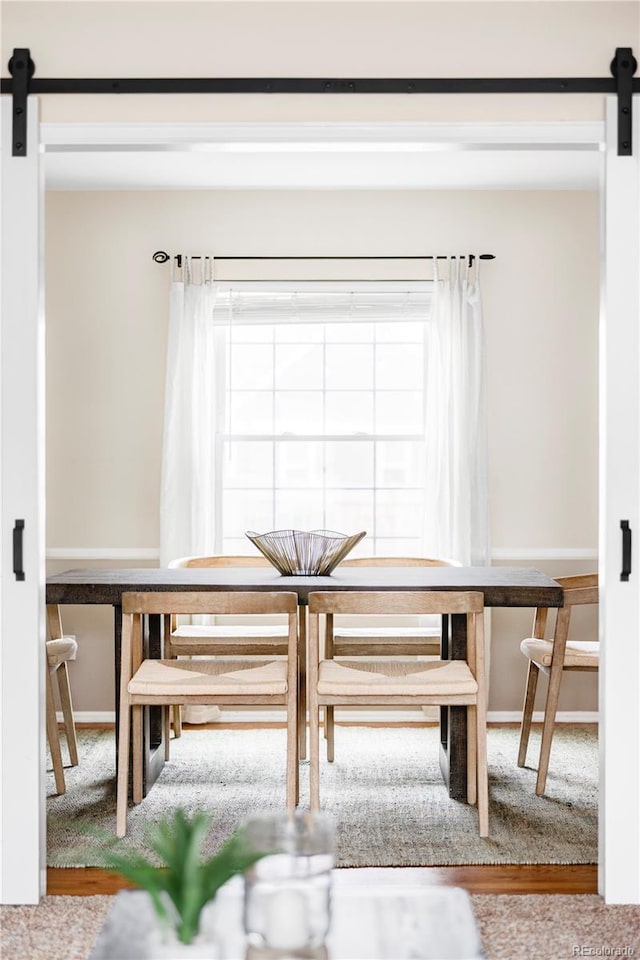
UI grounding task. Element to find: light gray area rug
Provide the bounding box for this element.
[4,894,640,960]
[47,725,597,868]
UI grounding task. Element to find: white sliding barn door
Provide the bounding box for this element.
[0,97,45,903]
[600,96,640,903]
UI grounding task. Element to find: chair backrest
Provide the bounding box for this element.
[308,590,486,678]
[308,590,483,616]
[122,590,297,616]
[166,559,279,632]
[332,558,462,636]
[120,592,299,676]
[555,573,598,604]
[532,573,599,641]
[168,555,270,569]
[339,556,460,568]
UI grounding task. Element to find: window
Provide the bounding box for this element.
[213,284,431,556]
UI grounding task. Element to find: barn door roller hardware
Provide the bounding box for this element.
[7,49,34,157]
[612,48,637,156]
[5,45,639,157]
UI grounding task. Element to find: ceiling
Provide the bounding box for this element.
[44,142,602,191]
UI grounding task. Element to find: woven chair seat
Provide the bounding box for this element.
[128,658,288,696]
[520,637,599,669]
[317,658,478,697]
[46,636,78,668]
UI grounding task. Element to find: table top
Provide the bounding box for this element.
[89,876,484,959]
[47,564,562,608]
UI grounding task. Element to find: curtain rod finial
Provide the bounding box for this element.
[152,250,170,264]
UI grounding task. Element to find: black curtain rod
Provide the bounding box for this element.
[153,252,495,266]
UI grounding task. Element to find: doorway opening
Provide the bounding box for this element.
[42,118,602,876]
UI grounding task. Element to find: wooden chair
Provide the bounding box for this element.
[116,591,299,836]
[517,573,599,796]
[331,557,459,656]
[166,556,307,759]
[308,590,489,836]
[325,557,459,758]
[45,605,79,795]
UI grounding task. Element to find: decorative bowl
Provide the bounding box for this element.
[245,529,366,576]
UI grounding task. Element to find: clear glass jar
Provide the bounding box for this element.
[243,812,335,953]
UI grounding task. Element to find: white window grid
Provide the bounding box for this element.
[216,321,427,556]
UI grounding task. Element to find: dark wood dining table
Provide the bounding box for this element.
[46,564,562,799]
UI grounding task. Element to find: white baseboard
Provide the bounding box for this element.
[67,711,118,724]
[68,709,599,725]
[488,710,598,723]
[490,548,598,561]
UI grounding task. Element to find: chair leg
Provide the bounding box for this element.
[56,661,79,766]
[298,606,307,761]
[164,707,171,761]
[297,698,305,761]
[323,615,333,744]
[286,693,298,812]
[326,706,335,762]
[536,662,564,796]
[310,702,321,812]
[517,660,539,767]
[466,705,477,806]
[132,705,144,804]
[475,699,489,838]
[172,704,182,739]
[298,673,307,762]
[116,702,131,838]
[46,667,66,795]
[294,722,300,808]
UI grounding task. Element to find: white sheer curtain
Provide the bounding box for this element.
[160,262,489,568]
[160,257,223,566]
[423,257,490,566]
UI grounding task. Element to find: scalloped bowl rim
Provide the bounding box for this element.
[246,529,364,541]
[245,529,367,575]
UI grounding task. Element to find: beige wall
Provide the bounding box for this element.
[2,2,638,123]
[45,187,599,713]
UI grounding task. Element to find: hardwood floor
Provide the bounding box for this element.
[48,722,598,897]
[47,863,598,896]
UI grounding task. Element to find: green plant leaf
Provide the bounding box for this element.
[149,811,213,945]
[93,809,268,946]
